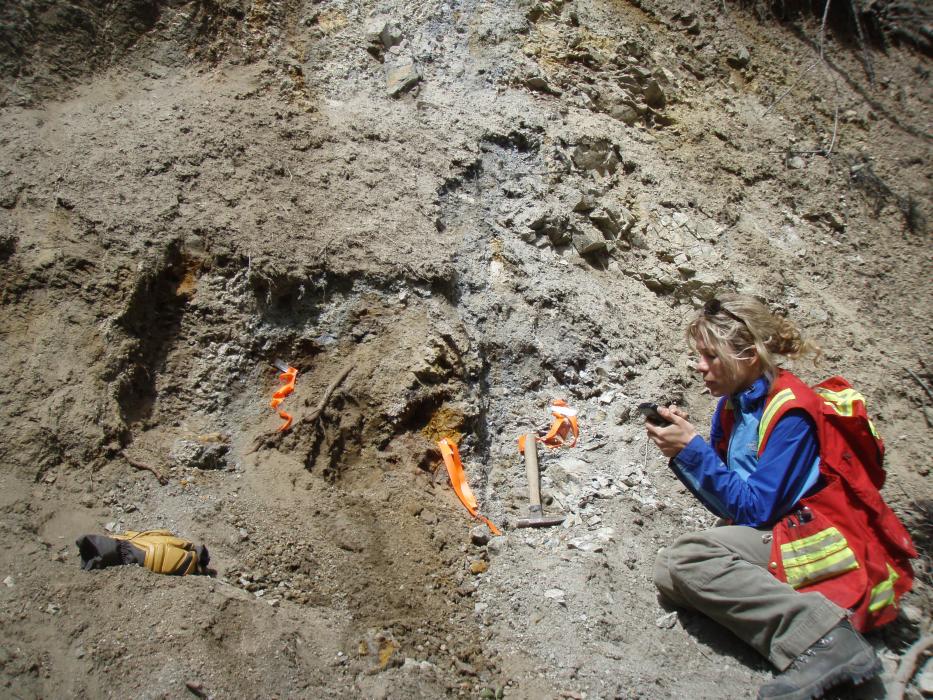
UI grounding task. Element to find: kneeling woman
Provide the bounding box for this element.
[646,295,904,700]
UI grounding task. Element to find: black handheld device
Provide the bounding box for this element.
[638,402,672,427]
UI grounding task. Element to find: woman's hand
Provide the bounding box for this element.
[665,405,689,421]
[645,405,698,459]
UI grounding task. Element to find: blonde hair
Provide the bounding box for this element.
[686,294,821,380]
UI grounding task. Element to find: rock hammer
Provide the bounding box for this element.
[516,433,565,528]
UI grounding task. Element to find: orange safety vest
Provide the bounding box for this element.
[717,370,916,632]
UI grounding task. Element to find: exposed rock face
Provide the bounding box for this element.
[0,0,929,699]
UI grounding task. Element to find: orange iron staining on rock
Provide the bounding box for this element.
[437,437,501,536]
[270,360,298,432]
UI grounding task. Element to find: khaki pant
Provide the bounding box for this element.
[654,525,845,670]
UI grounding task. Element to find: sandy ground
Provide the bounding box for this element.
[0,0,930,698]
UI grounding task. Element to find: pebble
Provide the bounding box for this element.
[486,537,505,555]
[727,46,750,68]
[470,527,490,547]
[656,611,677,629]
[2,576,13,588]
[567,538,603,553]
[470,560,489,574]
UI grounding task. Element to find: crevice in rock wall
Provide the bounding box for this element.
[113,240,201,426]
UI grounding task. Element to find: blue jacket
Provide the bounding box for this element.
[671,376,820,528]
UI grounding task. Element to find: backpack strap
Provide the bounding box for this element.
[756,370,825,456]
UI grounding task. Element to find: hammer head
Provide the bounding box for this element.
[516,515,565,528]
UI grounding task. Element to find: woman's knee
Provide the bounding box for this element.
[654,547,676,597]
[663,531,727,585]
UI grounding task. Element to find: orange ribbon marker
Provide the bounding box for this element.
[518,399,579,453]
[270,360,298,432]
[437,437,501,536]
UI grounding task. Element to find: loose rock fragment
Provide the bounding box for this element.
[571,226,607,255]
[470,526,490,547]
[385,54,422,97]
[589,207,620,236]
[728,46,751,68]
[365,15,404,54]
[570,139,620,175]
[171,439,229,470]
[643,80,666,109]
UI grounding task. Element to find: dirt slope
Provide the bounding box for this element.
[0,0,930,698]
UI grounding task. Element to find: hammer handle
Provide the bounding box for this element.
[523,433,542,511]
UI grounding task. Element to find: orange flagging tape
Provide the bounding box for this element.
[270,363,298,432]
[518,399,579,452]
[437,437,501,536]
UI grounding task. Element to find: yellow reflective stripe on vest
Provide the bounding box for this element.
[813,387,864,417]
[758,388,796,451]
[868,564,900,612]
[779,527,846,563]
[780,526,859,589]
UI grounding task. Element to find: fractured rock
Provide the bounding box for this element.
[515,205,551,231]
[571,225,607,255]
[589,207,620,236]
[727,46,751,69]
[385,54,422,97]
[171,438,229,470]
[470,526,490,547]
[643,80,666,109]
[598,87,640,125]
[571,191,598,213]
[641,271,678,294]
[549,457,590,489]
[524,74,562,95]
[570,139,620,175]
[609,103,639,125]
[365,15,404,54]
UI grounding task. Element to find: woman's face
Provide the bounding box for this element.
[694,342,761,397]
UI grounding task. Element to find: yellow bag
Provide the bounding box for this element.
[114,530,204,575]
